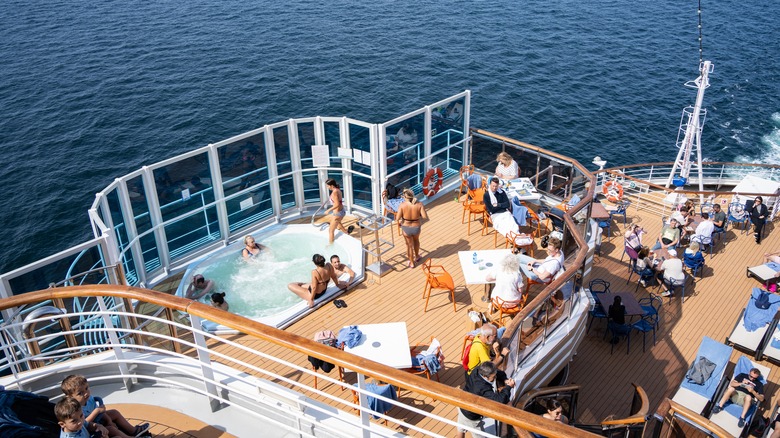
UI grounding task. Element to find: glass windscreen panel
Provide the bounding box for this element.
[273,126,296,210]
[431,96,466,172]
[323,121,345,194]
[385,114,425,190]
[126,175,160,275]
[104,188,138,285]
[153,153,213,223]
[218,134,269,198]
[224,184,274,234]
[296,121,321,205]
[349,123,372,209]
[163,207,221,260]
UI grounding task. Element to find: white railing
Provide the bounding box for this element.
[0,288,595,438]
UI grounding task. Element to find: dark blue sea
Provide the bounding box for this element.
[0,0,778,275]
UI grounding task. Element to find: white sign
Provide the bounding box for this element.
[181,188,191,201]
[240,197,254,211]
[311,144,330,167]
[337,147,352,159]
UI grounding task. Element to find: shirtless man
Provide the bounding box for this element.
[185,274,214,300]
[330,255,355,289]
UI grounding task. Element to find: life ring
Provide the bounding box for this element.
[422,168,444,197]
[603,181,624,203]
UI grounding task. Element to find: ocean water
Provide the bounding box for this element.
[0,0,778,275]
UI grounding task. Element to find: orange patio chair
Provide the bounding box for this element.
[421,259,457,312]
[463,187,487,235]
[525,205,550,237]
[490,295,527,327]
[403,337,444,382]
[505,230,536,257]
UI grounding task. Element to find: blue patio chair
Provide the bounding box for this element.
[657,276,687,302]
[607,320,632,354]
[598,217,613,241]
[711,226,726,246]
[587,279,611,333]
[727,202,749,235]
[610,200,630,229]
[638,295,662,329]
[632,314,657,352]
[690,234,714,259]
[683,252,705,279]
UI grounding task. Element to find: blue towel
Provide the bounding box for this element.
[768,262,780,272]
[364,383,397,419]
[743,288,780,332]
[680,336,732,398]
[772,337,780,349]
[467,174,482,190]
[511,198,527,226]
[337,326,363,348]
[412,353,441,375]
[567,194,581,208]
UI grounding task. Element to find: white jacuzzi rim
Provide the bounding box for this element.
[175,223,365,334]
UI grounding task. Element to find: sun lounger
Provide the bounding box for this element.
[758,319,780,364]
[709,356,770,437]
[726,288,780,356]
[671,336,733,415]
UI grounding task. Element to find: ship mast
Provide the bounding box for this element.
[665,60,713,193]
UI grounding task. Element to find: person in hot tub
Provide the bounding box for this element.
[330,254,355,289]
[185,274,214,300]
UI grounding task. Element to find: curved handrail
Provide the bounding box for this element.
[310,203,328,230]
[0,285,600,438]
[515,384,581,410]
[662,399,731,438]
[599,383,649,426]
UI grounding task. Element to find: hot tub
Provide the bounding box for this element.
[176,224,364,333]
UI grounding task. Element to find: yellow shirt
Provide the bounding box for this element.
[467,337,491,374]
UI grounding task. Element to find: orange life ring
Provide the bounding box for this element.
[603,181,624,203]
[422,168,444,197]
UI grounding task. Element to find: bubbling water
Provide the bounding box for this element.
[190,232,351,319]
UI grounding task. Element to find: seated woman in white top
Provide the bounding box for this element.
[486,254,526,308]
[659,249,685,297]
[495,152,519,179]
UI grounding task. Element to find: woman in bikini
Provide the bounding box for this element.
[287,254,337,308]
[396,189,428,268]
[241,235,266,259]
[324,179,353,244]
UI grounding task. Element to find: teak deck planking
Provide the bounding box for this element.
[148,193,779,435]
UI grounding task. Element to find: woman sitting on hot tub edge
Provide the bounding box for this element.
[287,254,339,308]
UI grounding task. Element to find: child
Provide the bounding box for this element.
[55,396,108,438]
[61,375,150,438]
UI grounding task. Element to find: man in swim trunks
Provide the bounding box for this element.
[330,255,355,289]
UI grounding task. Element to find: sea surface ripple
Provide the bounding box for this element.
[0,0,778,274]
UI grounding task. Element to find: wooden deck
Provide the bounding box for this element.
[153,192,780,435]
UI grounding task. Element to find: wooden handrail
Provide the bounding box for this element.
[600,383,649,426]
[515,384,581,409]
[659,399,732,438]
[0,285,601,438]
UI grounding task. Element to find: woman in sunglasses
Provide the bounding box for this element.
[747,196,769,244]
